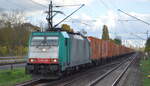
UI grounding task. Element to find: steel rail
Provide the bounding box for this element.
[45,55,128,86]
[16,79,41,86]
[53,60,121,86]
[111,53,137,86]
[87,54,136,86]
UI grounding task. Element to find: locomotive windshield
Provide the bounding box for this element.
[28,36,59,58]
[31,36,58,46]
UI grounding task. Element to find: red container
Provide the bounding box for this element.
[88,36,134,61]
[88,37,102,60]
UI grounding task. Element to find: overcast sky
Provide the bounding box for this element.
[0,0,150,47]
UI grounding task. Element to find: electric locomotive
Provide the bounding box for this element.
[26,31,91,78]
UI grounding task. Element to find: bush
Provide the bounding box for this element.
[0,46,8,56]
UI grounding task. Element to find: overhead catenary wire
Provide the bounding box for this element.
[130,33,146,40]
[118,9,150,25]
[97,0,111,10]
[54,4,82,7]
[118,21,146,40]
[96,0,120,38]
[116,16,146,48]
[107,0,118,10]
[30,0,48,8]
[30,0,82,8]
[54,4,85,28]
[2,0,49,11]
[118,9,150,40]
[5,0,27,10]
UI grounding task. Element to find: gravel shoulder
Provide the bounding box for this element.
[121,53,142,86]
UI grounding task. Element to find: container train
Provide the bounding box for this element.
[25,1,134,79]
[26,31,134,79]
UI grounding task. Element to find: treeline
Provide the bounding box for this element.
[145,37,150,56]
[0,11,39,56]
[0,24,30,56]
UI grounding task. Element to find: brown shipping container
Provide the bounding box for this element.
[88,37,102,60]
[102,40,106,58]
[88,36,134,61]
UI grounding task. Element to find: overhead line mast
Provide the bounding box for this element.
[47,1,53,30]
[46,1,85,31]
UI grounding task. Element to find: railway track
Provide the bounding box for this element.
[15,54,136,86]
[16,79,42,86]
[33,63,119,86]
[58,54,136,86]
[88,53,137,86]
[39,55,134,86]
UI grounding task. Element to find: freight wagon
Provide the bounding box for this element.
[88,36,134,65]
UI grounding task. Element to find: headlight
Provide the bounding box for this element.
[30,59,34,62]
[42,48,46,52]
[29,58,37,62]
[53,59,57,62]
[50,58,58,63]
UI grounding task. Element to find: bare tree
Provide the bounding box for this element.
[0,10,25,27]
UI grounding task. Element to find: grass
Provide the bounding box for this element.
[0,68,32,86]
[140,58,150,86]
